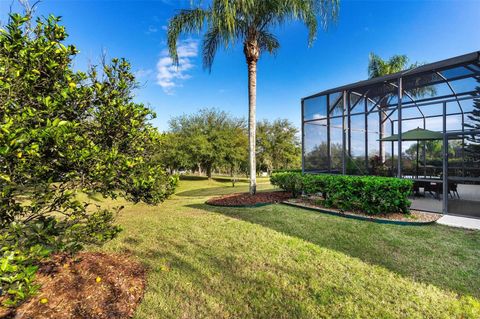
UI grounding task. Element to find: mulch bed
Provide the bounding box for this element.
[206,191,292,207]
[286,197,442,224]
[0,252,146,319]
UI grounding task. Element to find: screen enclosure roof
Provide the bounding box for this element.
[302,51,480,101]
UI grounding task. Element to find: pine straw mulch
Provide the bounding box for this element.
[206,191,292,207]
[286,197,442,223]
[0,252,146,319]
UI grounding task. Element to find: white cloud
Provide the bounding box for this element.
[156,39,198,95]
[146,25,158,34]
[135,68,153,79]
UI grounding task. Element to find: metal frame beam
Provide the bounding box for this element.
[442,102,448,214]
[301,99,305,173]
[397,78,403,178]
[365,97,369,173]
[345,92,478,118]
[327,95,331,171]
[342,91,347,174]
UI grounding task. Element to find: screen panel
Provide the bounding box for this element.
[303,120,329,172]
[330,117,343,173]
[303,95,328,121]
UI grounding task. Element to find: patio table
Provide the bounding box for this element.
[411,178,442,199]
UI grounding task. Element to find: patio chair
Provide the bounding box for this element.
[449,182,460,199]
[424,182,442,200]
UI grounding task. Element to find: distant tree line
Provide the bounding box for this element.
[158,108,301,178]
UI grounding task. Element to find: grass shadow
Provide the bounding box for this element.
[179,175,249,183]
[179,175,209,181]
[176,184,274,198]
[187,202,480,299]
[180,175,270,184]
[176,186,246,197]
[132,243,326,318]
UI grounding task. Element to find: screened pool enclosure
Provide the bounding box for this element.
[301,51,480,218]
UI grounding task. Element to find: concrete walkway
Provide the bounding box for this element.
[437,215,480,230]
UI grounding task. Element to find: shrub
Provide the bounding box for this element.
[0,227,51,307]
[0,13,177,307]
[270,172,304,197]
[271,173,413,215]
[0,211,124,307]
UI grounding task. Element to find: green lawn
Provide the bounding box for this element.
[95,176,480,318]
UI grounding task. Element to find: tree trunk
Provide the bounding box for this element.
[247,60,257,194]
[244,37,259,195]
[230,164,236,188]
[206,164,212,179]
[379,108,386,164]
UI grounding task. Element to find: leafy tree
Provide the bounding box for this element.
[0,13,177,306]
[305,143,327,171]
[224,123,248,181]
[405,140,456,161]
[304,142,342,171]
[167,0,339,194]
[168,108,247,179]
[256,119,301,173]
[156,132,193,173]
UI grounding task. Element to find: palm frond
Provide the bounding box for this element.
[368,53,437,98]
[368,52,385,78]
[272,0,340,45]
[202,27,220,72]
[388,55,409,73]
[167,8,209,65]
[168,0,339,70]
[257,30,280,55]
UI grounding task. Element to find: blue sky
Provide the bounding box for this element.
[1,0,479,131]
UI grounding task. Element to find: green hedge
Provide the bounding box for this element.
[270,172,413,215]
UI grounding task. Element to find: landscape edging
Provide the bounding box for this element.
[281,201,440,226]
[205,201,274,208]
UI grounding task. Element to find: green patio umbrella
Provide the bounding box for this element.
[379,128,444,178]
[379,127,444,142]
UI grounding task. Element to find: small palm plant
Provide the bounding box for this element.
[167,0,339,194]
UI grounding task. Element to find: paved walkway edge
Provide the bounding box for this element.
[437,215,480,230]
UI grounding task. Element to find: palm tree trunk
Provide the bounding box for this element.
[380,110,386,163]
[248,60,257,194]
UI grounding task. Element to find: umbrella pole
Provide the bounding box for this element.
[416,141,419,179]
[423,141,427,178]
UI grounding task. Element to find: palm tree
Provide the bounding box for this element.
[368,54,411,162]
[367,53,434,162]
[167,0,339,194]
[368,53,412,79]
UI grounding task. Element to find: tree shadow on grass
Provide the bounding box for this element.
[187,202,480,299]
[179,175,208,181]
[132,244,321,318]
[126,236,470,318]
[176,184,273,197]
[176,186,247,197]
[179,175,250,183]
